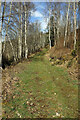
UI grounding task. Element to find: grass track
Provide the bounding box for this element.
[3,48,78,118]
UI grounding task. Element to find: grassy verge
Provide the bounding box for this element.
[2,48,78,118]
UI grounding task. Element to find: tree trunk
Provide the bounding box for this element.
[7,34,16,61]
[0,3,2,119]
[74,2,76,50]
[3,2,12,52]
[0,2,2,67]
[57,17,59,40]
[24,2,28,59]
[2,1,6,26]
[49,7,51,49]
[18,3,22,59]
[53,12,56,46]
[64,3,70,47]
[21,3,23,57]
[0,0,6,66]
[67,17,71,46]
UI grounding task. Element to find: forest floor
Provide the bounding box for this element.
[2,47,78,118]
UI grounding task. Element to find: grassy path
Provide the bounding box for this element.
[3,48,78,118]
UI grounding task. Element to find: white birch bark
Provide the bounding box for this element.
[74,2,76,50]
[18,3,22,59]
[3,2,12,52]
[0,2,2,119]
[57,17,59,40]
[64,3,70,47]
[0,2,2,67]
[21,3,22,56]
[24,2,28,59]
[0,1,6,66]
[7,34,16,61]
[53,12,56,46]
[49,7,51,49]
[68,18,71,42]
[56,7,60,43]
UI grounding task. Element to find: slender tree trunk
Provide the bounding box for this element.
[49,7,51,49]
[18,3,22,59]
[56,9,60,47]
[2,1,6,25]
[0,2,2,119]
[40,32,42,48]
[24,2,28,59]
[0,0,6,66]
[0,2,2,67]
[53,12,56,46]
[68,18,71,43]
[3,2,12,52]
[74,2,76,50]
[57,17,59,40]
[64,3,70,47]
[40,32,41,39]
[7,34,16,61]
[53,20,55,38]
[21,3,23,57]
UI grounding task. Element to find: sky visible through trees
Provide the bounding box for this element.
[1,1,80,118]
[0,1,79,65]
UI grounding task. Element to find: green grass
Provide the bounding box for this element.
[3,48,78,118]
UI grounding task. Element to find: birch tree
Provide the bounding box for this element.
[53,11,56,46]
[74,2,76,50]
[0,2,2,66]
[18,3,22,59]
[7,34,16,61]
[57,12,60,41]
[0,1,7,66]
[0,2,2,117]
[21,3,23,57]
[3,2,12,52]
[49,7,51,49]
[2,1,6,25]
[54,3,60,46]
[64,3,70,47]
[24,2,28,59]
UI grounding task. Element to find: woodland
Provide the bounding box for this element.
[0,1,80,118]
